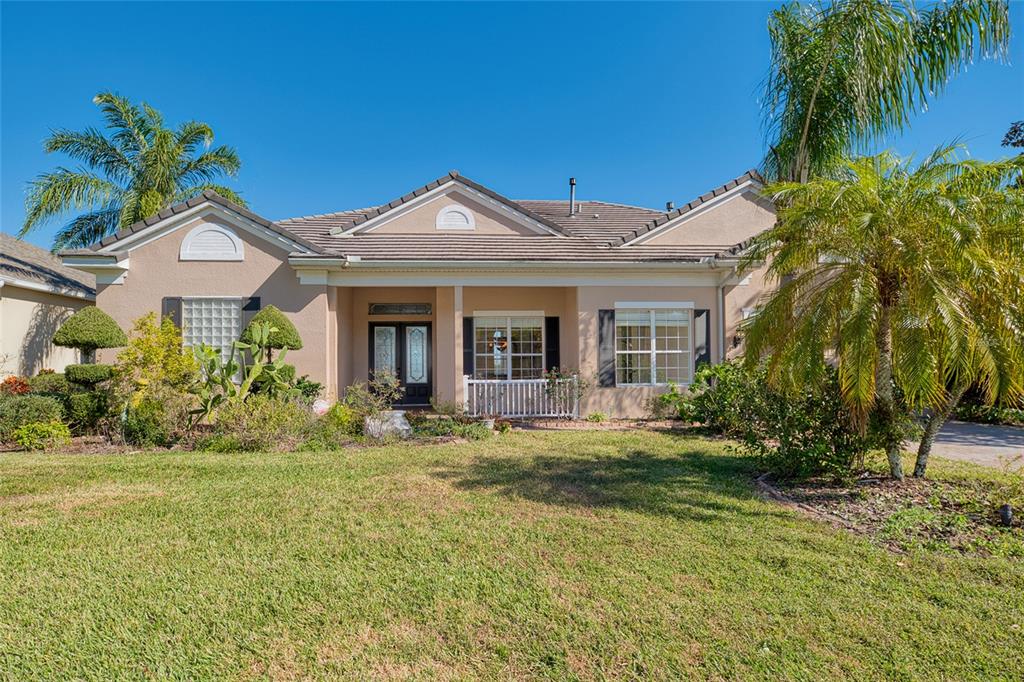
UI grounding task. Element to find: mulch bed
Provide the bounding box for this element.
[759,472,1023,557]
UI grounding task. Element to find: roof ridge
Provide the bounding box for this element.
[516,199,661,212]
[334,171,570,237]
[277,206,383,223]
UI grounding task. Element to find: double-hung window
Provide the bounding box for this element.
[181,297,243,359]
[615,308,691,385]
[474,316,544,380]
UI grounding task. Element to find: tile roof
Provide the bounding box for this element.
[1,233,95,297]
[66,169,768,266]
[84,190,324,254]
[287,235,743,263]
[609,170,763,246]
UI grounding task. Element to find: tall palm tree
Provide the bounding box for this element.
[20,92,246,250]
[762,0,1009,183]
[742,147,1024,479]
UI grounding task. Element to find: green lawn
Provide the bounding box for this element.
[0,431,1021,680]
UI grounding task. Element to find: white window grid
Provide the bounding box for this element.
[474,316,544,380]
[615,309,692,386]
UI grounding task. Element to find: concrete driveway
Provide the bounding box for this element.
[913,420,1024,469]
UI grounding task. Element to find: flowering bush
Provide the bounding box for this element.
[1,376,30,395]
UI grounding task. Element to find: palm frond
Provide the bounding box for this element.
[21,167,123,236]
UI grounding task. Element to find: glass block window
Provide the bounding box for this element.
[182,297,243,360]
[474,316,544,380]
[615,309,691,385]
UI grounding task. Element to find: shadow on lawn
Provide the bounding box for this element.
[433,444,785,523]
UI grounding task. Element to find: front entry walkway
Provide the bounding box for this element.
[913,421,1024,469]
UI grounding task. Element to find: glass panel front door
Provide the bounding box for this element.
[370,323,431,405]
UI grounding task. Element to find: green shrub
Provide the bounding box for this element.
[28,372,70,396]
[65,363,114,386]
[300,403,361,450]
[66,392,109,433]
[293,375,323,400]
[662,362,877,480]
[0,394,64,442]
[52,306,127,354]
[586,412,608,423]
[409,414,492,440]
[239,305,303,352]
[200,395,314,452]
[122,390,194,447]
[341,371,404,420]
[12,420,71,451]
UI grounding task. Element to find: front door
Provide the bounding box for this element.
[369,323,432,405]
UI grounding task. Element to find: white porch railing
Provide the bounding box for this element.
[463,376,580,419]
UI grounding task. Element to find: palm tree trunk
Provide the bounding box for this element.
[875,305,904,480]
[913,383,968,478]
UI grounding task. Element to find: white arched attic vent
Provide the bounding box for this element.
[179,223,245,261]
[435,204,476,231]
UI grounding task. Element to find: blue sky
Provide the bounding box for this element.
[2,1,1021,249]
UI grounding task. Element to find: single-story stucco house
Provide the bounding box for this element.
[1,233,96,377]
[60,170,774,418]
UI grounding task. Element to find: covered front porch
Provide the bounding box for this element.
[323,282,721,418]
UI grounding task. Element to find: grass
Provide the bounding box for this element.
[0,431,1021,680]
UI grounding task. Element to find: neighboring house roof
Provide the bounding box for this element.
[1,233,95,299]
[64,169,768,266]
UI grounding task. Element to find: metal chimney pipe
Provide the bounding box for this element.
[569,177,576,216]
[666,201,675,212]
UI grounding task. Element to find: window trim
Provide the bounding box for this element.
[614,308,693,387]
[472,315,545,381]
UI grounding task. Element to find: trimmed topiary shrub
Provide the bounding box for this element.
[65,363,114,386]
[239,305,302,354]
[53,306,127,357]
[28,372,70,396]
[66,392,109,433]
[0,394,64,442]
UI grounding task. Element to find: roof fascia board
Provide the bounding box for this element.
[621,181,761,247]
[338,180,564,237]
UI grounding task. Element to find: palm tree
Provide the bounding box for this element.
[742,146,1024,479]
[762,0,1009,183]
[20,92,246,250]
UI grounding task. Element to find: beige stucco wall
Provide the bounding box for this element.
[365,191,540,236]
[724,262,772,360]
[575,285,720,418]
[642,192,775,247]
[0,284,90,376]
[94,215,332,391]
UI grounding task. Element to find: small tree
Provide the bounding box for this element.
[239,305,302,360]
[53,306,127,363]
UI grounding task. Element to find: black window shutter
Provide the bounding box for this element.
[161,297,182,328]
[242,297,261,329]
[598,309,616,387]
[693,308,711,367]
[544,317,560,371]
[462,316,474,377]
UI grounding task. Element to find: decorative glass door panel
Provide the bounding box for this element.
[405,326,427,383]
[370,323,431,405]
[373,326,397,375]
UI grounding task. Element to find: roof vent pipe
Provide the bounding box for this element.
[666,201,675,212]
[569,177,576,216]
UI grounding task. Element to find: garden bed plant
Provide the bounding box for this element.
[761,457,1024,558]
